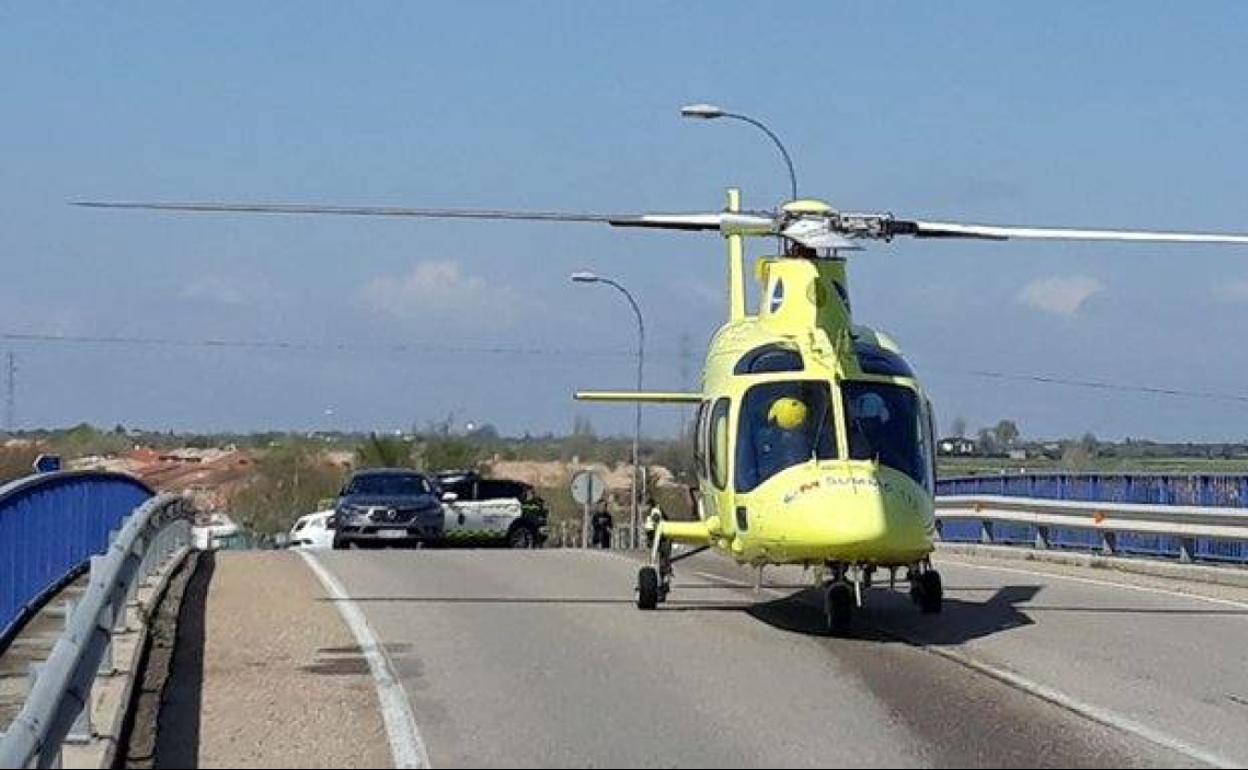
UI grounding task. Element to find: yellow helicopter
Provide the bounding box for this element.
[77,109,1248,633]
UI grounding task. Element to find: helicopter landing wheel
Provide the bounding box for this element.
[637,566,660,610]
[911,568,943,614]
[824,581,854,636]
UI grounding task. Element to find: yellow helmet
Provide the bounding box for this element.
[767,397,808,430]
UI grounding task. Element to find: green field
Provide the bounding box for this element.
[938,456,1248,477]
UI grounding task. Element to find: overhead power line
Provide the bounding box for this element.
[3,329,1247,406]
[962,369,1248,406]
[0,331,645,359]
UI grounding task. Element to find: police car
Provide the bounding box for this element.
[435,471,548,548]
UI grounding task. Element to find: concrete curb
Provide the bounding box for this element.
[63,546,192,770]
[935,542,1248,589]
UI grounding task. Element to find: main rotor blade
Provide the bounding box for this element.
[74,200,624,222]
[896,219,1248,245]
[72,200,726,232]
[608,213,724,231]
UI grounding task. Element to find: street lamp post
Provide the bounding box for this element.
[571,271,645,548]
[680,103,798,202]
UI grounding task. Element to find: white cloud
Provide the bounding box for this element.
[1213,280,1248,303]
[1017,275,1104,317]
[358,260,532,325]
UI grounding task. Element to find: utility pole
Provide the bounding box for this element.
[678,332,694,436]
[5,353,15,432]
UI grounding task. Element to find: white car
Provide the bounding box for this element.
[289,510,335,550]
[193,512,240,550]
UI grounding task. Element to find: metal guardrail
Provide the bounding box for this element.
[0,471,154,644]
[935,495,1248,563]
[0,494,194,769]
[936,473,1248,508]
[548,520,645,550]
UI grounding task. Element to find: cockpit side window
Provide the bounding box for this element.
[842,381,931,489]
[692,401,709,482]
[734,344,804,375]
[735,381,838,493]
[924,399,937,494]
[709,398,731,490]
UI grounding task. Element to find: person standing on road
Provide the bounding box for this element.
[687,485,701,520]
[591,501,614,549]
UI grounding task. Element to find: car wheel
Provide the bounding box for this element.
[507,525,536,549]
[332,535,350,550]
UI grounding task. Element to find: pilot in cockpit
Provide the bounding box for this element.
[756,396,813,480]
[848,391,891,459]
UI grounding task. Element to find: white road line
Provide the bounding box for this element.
[299,551,430,769]
[691,568,1241,768]
[938,557,1248,613]
[922,644,1239,769]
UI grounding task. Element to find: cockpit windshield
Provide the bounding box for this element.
[842,381,932,490]
[736,380,838,492]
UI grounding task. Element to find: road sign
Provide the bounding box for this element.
[570,470,606,506]
[32,454,61,474]
[571,470,607,549]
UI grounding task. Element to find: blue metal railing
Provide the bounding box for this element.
[935,473,1248,507]
[935,473,1248,563]
[0,471,153,644]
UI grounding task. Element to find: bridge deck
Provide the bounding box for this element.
[184,548,1248,768]
[190,552,391,769]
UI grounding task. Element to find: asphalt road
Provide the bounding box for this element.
[311,548,1248,768]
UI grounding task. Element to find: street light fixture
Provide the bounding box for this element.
[570,271,646,547]
[679,103,725,120]
[680,102,798,201]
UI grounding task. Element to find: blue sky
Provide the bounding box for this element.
[2,2,1248,440]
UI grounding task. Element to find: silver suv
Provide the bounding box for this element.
[331,469,443,549]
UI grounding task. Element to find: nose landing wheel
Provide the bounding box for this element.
[637,533,697,610]
[637,566,665,609]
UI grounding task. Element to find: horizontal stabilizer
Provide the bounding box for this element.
[574,390,701,404]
